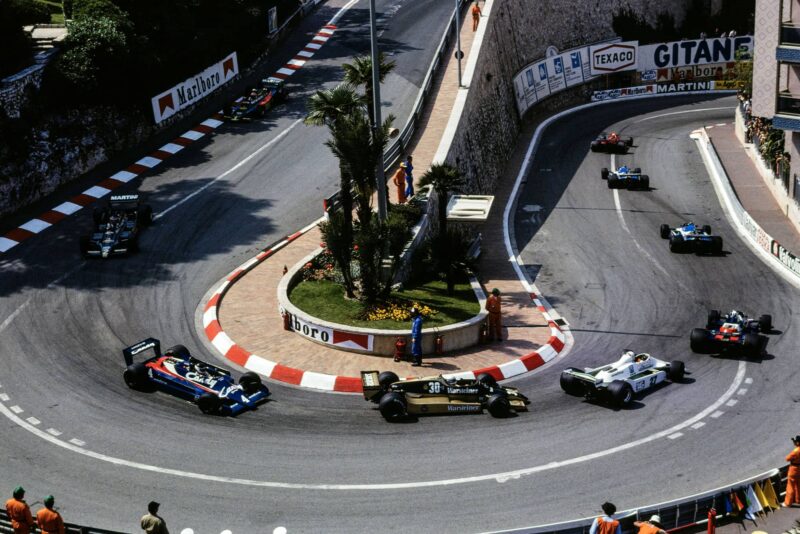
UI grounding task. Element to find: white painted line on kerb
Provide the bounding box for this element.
[691,422,705,430]
[201,118,223,128]
[19,219,51,234]
[46,428,62,436]
[737,388,748,395]
[297,50,314,58]
[711,410,724,418]
[10,405,22,414]
[668,433,683,440]
[305,43,322,50]
[155,120,302,221]
[745,377,753,384]
[26,417,40,425]
[0,393,9,402]
[158,143,184,155]
[136,156,162,168]
[0,361,748,490]
[277,67,295,76]
[0,237,18,252]
[52,201,82,215]
[181,130,205,141]
[110,170,138,183]
[288,59,306,67]
[726,399,738,407]
[69,438,86,447]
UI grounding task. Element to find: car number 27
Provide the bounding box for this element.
[635,376,657,392]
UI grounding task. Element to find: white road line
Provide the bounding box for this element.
[155,120,302,221]
[745,377,753,384]
[691,422,705,430]
[711,410,724,418]
[10,405,22,414]
[26,417,40,425]
[668,433,683,439]
[737,388,748,395]
[726,399,738,407]
[634,106,735,122]
[46,428,62,436]
[69,438,86,447]
[0,360,748,490]
[715,122,726,126]
[0,393,8,401]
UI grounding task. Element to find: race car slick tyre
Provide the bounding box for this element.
[378,371,399,389]
[607,178,617,189]
[198,393,223,415]
[690,328,709,353]
[759,314,773,332]
[711,236,723,255]
[165,345,190,359]
[138,205,153,227]
[476,373,497,387]
[601,168,609,180]
[707,310,721,328]
[239,371,262,395]
[123,363,148,390]
[590,143,598,152]
[487,394,511,418]
[607,380,633,408]
[743,333,761,356]
[79,236,91,258]
[641,175,650,189]
[626,137,634,146]
[560,371,584,396]
[129,236,139,254]
[660,224,670,239]
[93,207,105,225]
[633,167,641,174]
[668,360,685,382]
[379,392,407,421]
[669,236,684,252]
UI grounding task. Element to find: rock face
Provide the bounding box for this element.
[445,0,691,193]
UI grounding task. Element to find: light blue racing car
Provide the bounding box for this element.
[660,222,723,254]
[601,165,650,189]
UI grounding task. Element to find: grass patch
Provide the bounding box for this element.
[289,279,480,329]
[34,0,64,24]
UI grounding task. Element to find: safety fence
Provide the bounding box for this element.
[504,466,790,534]
[0,509,126,534]
[322,0,469,216]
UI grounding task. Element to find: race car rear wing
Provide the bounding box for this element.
[361,370,383,401]
[123,338,162,366]
[109,194,140,209]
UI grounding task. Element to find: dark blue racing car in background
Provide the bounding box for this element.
[660,222,723,254]
[223,77,288,122]
[122,338,269,415]
[601,165,650,189]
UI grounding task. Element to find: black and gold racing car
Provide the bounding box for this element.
[361,370,529,421]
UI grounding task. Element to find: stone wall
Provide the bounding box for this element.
[445,0,692,193]
[0,50,57,119]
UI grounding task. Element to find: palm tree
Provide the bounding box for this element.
[418,163,466,238]
[342,53,396,129]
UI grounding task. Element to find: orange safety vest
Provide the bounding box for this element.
[5,498,33,534]
[638,523,661,534]
[595,517,620,534]
[472,4,481,16]
[788,446,800,476]
[36,507,65,534]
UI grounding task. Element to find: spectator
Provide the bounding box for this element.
[700,31,707,39]
[471,1,482,32]
[140,501,169,534]
[392,165,406,204]
[729,29,737,37]
[785,435,800,507]
[720,30,727,38]
[403,155,414,198]
[5,486,34,534]
[589,502,621,534]
[409,307,423,367]
[36,495,65,534]
[485,288,503,342]
[634,514,666,534]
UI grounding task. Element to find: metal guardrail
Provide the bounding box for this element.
[323,0,469,215]
[0,509,128,534]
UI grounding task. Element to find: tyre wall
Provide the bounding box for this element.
[445,0,693,193]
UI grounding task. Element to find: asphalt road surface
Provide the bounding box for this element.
[1,15,797,532]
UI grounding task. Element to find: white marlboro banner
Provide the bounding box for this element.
[638,36,753,71]
[151,52,239,124]
[289,314,374,352]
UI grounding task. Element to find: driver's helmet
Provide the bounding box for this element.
[729,309,741,320]
[634,353,646,363]
[684,221,696,231]
[618,165,629,174]
[608,132,620,142]
[196,363,209,376]
[444,376,456,385]
[620,350,635,364]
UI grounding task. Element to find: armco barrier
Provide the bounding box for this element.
[0,509,126,534]
[499,466,789,534]
[693,127,800,284]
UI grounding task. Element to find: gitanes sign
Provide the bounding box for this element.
[151,52,239,124]
[639,36,753,71]
[589,41,638,75]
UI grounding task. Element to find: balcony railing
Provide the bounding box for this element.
[781,22,800,46]
[777,91,800,115]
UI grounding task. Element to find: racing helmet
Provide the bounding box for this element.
[618,165,629,173]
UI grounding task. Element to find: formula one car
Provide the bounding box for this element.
[80,194,152,258]
[560,351,685,408]
[590,132,634,154]
[689,309,771,356]
[660,222,723,254]
[224,77,288,122]
[361,370,529,421]
[122,338,270,415]
[601,166,650,189]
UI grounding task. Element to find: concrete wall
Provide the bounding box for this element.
[445,0,692,193]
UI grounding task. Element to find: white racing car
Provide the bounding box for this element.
[560,351,685,408]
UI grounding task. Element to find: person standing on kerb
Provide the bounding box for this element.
[403,155,414,199]
[410,307,423,367]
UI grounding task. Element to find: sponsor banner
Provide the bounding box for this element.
[590,84,655,102]
[653,61,736,82]
[151,52,239,124]
[656,80,716,93]
[290,314,374,351]
[533,60,550,99]
[714,79,740,90]
[546,55,567,93]
[771,240,800,277]
[563,49,586,87]
[639,36,753,71]
[589,40,638,75]
[641,69,657,82]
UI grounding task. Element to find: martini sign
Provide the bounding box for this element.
[589,41,638,76]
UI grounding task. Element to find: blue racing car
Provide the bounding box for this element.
[601,165,650,189]
[122,338,269,415]
[660,222,723,254]
[223,77,287,122]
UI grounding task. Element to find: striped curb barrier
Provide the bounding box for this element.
[200,217,568,393]
[0,21,343,254]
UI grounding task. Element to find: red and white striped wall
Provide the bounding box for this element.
[0,22,342,255]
